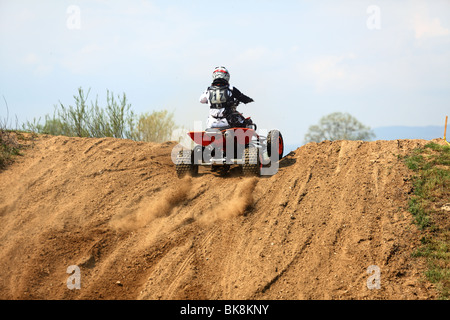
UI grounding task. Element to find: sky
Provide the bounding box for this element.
[1,0,449,147]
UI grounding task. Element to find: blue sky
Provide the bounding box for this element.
[1,0,449,146]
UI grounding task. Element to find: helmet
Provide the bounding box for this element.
[212,66,230,83]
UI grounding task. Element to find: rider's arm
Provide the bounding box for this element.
[231,86,254,104]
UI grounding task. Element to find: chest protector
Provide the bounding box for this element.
[208,85,232,108]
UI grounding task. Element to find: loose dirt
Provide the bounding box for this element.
[0,134,443,299]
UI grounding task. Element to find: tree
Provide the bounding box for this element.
[132,110,176,143]
[304,112,375,143]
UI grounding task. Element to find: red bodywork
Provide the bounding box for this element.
[188,128,258,150]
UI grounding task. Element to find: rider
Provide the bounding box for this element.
[199,66,254,129]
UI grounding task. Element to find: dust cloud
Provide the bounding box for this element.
[110,177,192,231]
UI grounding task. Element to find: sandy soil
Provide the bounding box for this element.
[0,134,442,299]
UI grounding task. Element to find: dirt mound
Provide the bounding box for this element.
[0,134,442,299]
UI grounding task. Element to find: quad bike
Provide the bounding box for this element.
[176,101,284,177]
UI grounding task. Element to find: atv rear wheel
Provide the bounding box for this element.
[242,146,261,177]
[267,130,284,161]
[175,150,198,178]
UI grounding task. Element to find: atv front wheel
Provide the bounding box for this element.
[242,146,261,177]
[213,164,230,176]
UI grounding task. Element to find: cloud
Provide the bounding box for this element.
[413,15,450,39]
[23,53,39,65]
[236,47,284,64]
[59,44,105,75]
[299,53,358,93]
[22,53,53,76]
[405,1,450,40]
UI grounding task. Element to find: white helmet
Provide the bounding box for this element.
[212,66,230,82]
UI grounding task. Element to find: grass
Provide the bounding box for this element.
[404,142,450,299]
[22,87,177,143]
[0,130,25,170]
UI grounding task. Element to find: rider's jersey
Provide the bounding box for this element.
[200,84,233,109]
[208,85,233,109]
[199,84,253,109]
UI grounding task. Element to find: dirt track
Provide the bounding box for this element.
[0,134,441,299]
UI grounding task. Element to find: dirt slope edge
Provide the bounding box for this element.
[0,135,441,299]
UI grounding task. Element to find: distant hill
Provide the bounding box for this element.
[373,126,444,141]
